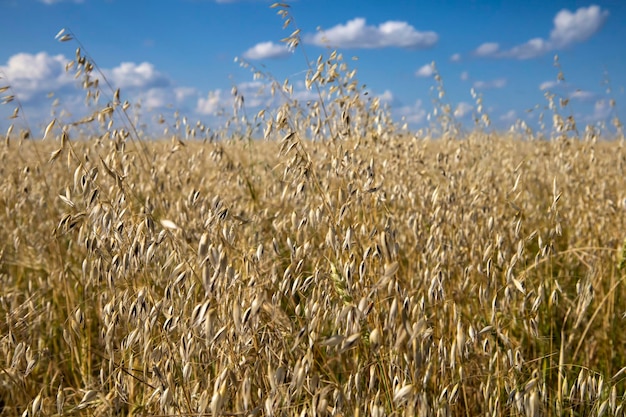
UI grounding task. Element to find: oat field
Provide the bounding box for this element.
[1,9,626,417]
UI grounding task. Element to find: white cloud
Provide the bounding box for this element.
[504,38,550,59]
[140,88,169,110]
[174,87,197,103]
[195,79,331,116]
[196,89,227,115]
[238,80,301,106]
[132,87,197,111]
[305,18,438,49]
[539,81,596,102]
[473,5,608,59]
[460,71,469,81]
[550,5,609,48]
[194,80,282,115]
[395,99,427,124]
[454,102,473,118]
[106,64,195,111]
[582,99,612,123]
[594,99,611,117]
[500,110,517,123]
[106,62,170,90]
[473,78,507,89]
[539,80,560,90]
[570,89,595,101]
[286,80,336,104]
[0,51,197,128]
[242,41,291,60]
[0,52,74,102]
[415,63,434,78]
[450,53,461,62]
[378,89,394,103]
[475,42,500,57]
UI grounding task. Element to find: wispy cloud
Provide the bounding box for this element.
[305,18,438,49]
[395,99,427,124]
[378,89,394,104]
[475,42,500,57]
[139,88,171,110]
[454,102,473,118]
[588,99,612,122]
[242,41,291,60]
[450,53,461,62]
[174,87,197,103]
[196,89,226,115]
[539,80,560,91]
[474,5,608,59]
[500,110,517,123]
[570,90,595,101]
[415,63,434,78]
[195,80,314,116]
[539,80,597,102]
[473,78,507,89]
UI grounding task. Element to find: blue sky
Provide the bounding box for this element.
[1,0,625,136]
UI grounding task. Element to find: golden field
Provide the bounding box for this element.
[0,129,625,416]
[1,8,626,415]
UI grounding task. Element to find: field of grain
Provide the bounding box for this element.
[1,8,626,416]
[0,124,625,416]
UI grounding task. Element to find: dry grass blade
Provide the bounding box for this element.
[74,390,98,411]
[394,384,413,404]
[321,335,344,347]
[160,219,179,230]
[43,118,56,140]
